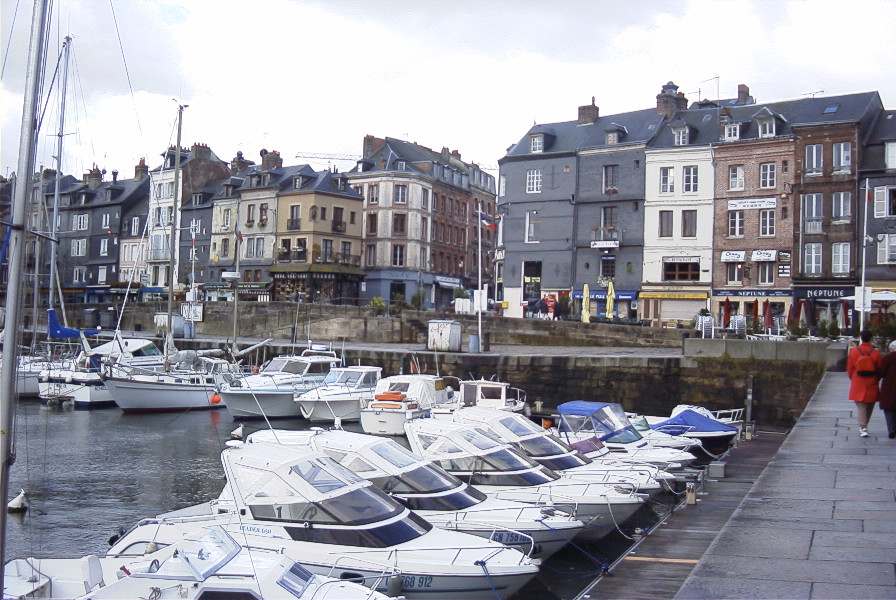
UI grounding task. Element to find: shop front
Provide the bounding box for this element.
[433,275,463,309]
[204,281,274,303]
[639,287,710,326]
[792,285,855,331]
[711,289,791,328]
[271,264,362,304]
[572,287,639,319]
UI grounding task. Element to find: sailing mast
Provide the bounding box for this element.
[48,36,71,318]
[0,0,51,585]
[29,167,44,354]
[165,103,185,358]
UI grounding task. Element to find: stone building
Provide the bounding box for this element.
[118,158,151,290]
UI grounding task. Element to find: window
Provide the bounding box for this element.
[530,135,544,153]
[606,131,619,145]
[759,209,775,236]
[350,211,356,225]
[395,160,405,170]
[223,208,231,228]
[246,204,256,224]
[728,165,744,190]
[832,192,852,221]
[422,188,430,209]
[100,238,109,256]
[723,123,740,141]
[659,210,673,237]
[728,210,744,237]
[804,243,822,275]
[72,238,87,256]
[726,262,743,284]
[97,266,107,284]
[759,163,776,189]
[393,184,408,204]
[877,234,896,264]
[663,261,699,281]
[74,214,88,230]
[341,241,351,258]
[805,144,823,174]
[758,262,774,285]
[833,142,851,172]
[221,238,229,257]
[887,142,896,170]
[73,266,86,284]
[367,184,379,204]
[524,211,538,243]
[320,207,327,221]
[419,246,428,269]
[525,169,542,193]
[758,119,775,138]
[803,193,823,233]
[601,206,617,239]
[832,242,850,275]
[365,243,376,267]
[101,213,110,229]
[603,164,619,192]
[130,216,140,236]
[391,244,405,267]
[782,160,789,173]
[600,257,616,278]
[392,213,407,235]
[659,167,674,193]
[259,203,269,224]
[873,186,896,218]
[256,237,265,258]
[366,212,379,237]
[681,209,697,237]
[683,166,698,192]
[673,127,689,146]
[498,176,505,198]
[322,239,333,261]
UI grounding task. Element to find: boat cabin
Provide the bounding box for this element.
[373,375,453,411]
[320,366,381,390]
[556,401,644,446]
[455,379,527,413]
[261,355,337,377]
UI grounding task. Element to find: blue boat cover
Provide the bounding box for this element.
[47,308,97,339]
[651,409,737,436]
[557,400,612,416]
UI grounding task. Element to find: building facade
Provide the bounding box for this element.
[862,109,896,316]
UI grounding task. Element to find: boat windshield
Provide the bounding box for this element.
[263,359,307,375]
[177,528,240,581]
[592,404,643,444]
[249,484,404,527]
[479,384,505,399]
[323,370,362,386]
[499,415,545,437]
[629,415,651,432]
[371,441,419,469]
[515,434,576,458]
[131,343,162,357]
[399,486,486,511]
[387,382,411,392]
[375,464,463,495]
[277,562,315,598]
[289,457,364,493]
[457,428,503,451]
[558,414,593,434]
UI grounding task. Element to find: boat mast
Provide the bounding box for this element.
[48,36,71,315]
[166,103,185,356]
[29,167,44,354]
[0,0,51,584]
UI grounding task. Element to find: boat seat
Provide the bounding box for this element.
[81,555,104,592]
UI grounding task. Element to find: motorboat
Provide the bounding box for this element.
[108,443,539,599]
[553,401,696,469]
[38,336,166,409]
[625,412,706,452]
[404,418,644,539]
[296,366,381,423]
[431,378,527,416]
[248,428,584,559]
[105,355,241,413]
[640,405,740,456]
[361,375,451,435]
[5,527,392,599]
[444,407,672,493]
[220,350,341,419]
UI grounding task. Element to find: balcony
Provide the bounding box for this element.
[803,218,823,234]
[589,227,621,249]
[332,220,346,233]
[314,253,361,267]
[392,228,407,237]
[148,248,171,261]
[287,218,301,231]
[278,249,308,262]
[245,219,255,228]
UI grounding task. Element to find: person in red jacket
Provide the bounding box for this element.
[847,329,881,438]
[876,340,896,439]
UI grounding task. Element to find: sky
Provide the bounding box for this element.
[2,0,895,180]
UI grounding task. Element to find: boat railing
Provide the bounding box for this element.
[441,518,535,558]
[324,554,402,587]
[493,490,580,520]
[713,408,744,423]
[375,541,525,568]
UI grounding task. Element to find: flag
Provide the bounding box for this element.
[476,209,498,232]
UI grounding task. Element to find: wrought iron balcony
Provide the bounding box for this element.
[287,218,301,231]
[332,220,346,233]
[148,248,171,261]
[803,218,823,234]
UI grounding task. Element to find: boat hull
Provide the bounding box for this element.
[360,406,429,435]
[106,378,223,413]
[221,389,300,419]
[71,383,117,409]
[298,398,364,422]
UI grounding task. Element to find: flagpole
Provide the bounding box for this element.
[477,199,482,353]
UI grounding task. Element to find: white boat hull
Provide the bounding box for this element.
[38,380,80,401]
[71,383,117,409]
[106,378,223,413]
[298,398,364,422]
[221,389,300,419]
[360,406,430,435]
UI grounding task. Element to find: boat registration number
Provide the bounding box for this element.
[492,531,528,545]
[402,575,434,589]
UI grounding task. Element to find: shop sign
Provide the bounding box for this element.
[435,275,462,286]
[778,264,791,277]
[721,250,745,262]
[712,289,791,297]
[793,286,853,299]
[590,240,619,249]
[727,197,777,210]
[180,303,204,322]
[663,256,700,263]
[494,249,505,261]
[778,251,791,264]
[751,249,777,261]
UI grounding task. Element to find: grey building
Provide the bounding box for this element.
[859,108,896,300]
[178,179,218,290]
[497,97,664,318]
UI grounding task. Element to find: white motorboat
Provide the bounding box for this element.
[221,350,340,419]
[105,356,241,413]
[5,527,392,599]
[639,404,741,456]
[109,443,539,600]
[404,418,644,539]
[361,374,452,435]
[248,428,584,559]
[296,366,381,423]
[553,401,696,469]
[626,413,705,452]
[444,407,672,493]
[16,356,55,397]
[431,378,527,416]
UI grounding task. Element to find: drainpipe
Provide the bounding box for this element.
[570,153,580,298]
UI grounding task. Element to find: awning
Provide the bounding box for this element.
[435,277,462,289]
[573,289,638,301]
[640,291,708,300]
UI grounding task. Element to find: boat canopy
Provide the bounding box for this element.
[47,308,97,339]
[557,401,643,444]
[651,409,738,436]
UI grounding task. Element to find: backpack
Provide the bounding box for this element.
[855,346,877,378]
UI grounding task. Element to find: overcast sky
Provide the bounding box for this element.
[2,0,895,180]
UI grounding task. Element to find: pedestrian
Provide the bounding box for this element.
[846,329,881,438]
[876,339,896,439]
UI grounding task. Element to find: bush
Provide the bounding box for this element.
[787,321,808,338]
[410,290,426,310]
[368,296,386,316]
[453,288,468,300]
[817,319,830,339]
[872,319,896,349]
[828,321,841,339]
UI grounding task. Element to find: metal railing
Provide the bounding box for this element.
[331,220,346,233]
[286,218,301,231]
[803,218,822,234]
[148,248,170,261]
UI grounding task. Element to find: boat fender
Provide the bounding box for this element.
[7,489,27,513]
[210,393,222,405]
[387,573,403,597]
[108,526,126,546]
[230,424,243,440]
[64,374,73,384]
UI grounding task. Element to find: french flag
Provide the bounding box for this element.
[476,209,498,232]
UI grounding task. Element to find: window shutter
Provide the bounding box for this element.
[878,236,888,265]
[874,187,887,218]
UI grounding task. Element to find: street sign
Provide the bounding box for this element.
[854,286,872,312]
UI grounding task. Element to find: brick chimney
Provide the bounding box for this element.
[230,151,254,175]
[190,142,211,161]
[134,158,148,179]
[362,135,386,159]
[85,165,103,189]
[737,83,751,104]
[450,149,461,160]
[261,149,283,170]
[578,97,599,123]
[657,81,685,118]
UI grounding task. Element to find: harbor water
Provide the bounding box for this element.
[8,401,678,599]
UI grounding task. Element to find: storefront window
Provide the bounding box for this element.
[663,261,699,281]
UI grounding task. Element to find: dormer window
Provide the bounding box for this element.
[673,127,689,146]
[395,160,406,170]
[261,174,270,186]
[294,176,303,190]
[723,123,740,141]
[165,155,175,169]
[223,184,233,196]
[79,192,88,205]
[606,132,619,145]
[758,119,775,138]
[530,135,544,153]
[191,193,202,205]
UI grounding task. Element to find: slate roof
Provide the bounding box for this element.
[868,110,896,143]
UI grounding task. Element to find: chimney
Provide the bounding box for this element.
[111,169,119,183]
[134,158,148,179]
[261,149,283,170]
[578,97,599,123]
[656,81,683,118]
[362,134,386,159]
[737,83,751,104]
[230,150,254,175]
[450,149,461,160]
[85,165,103,189]
[674,91,688,111]
[190,142,211,161]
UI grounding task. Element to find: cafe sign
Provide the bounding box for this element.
[751,249,777,261]
[663,256,700,263]
[720,250,745,262]
[793,286,853,299]
[727,197,777,210]
[590,240,620,249]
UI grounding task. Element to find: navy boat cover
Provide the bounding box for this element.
[651,409,738,436]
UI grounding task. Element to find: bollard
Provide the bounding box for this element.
[685,482,697,505]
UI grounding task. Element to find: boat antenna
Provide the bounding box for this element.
[0,0,51,585]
